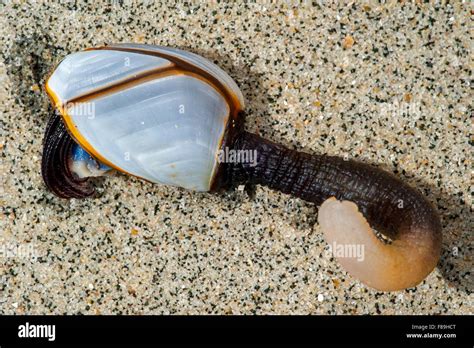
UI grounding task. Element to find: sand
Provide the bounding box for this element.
[0,1,471,314]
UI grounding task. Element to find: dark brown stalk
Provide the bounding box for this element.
[41,113,94,199]
[228,131,442,290]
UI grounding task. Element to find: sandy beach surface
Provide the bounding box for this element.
[0,1,471,314]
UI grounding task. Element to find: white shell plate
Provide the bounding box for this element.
[47,45,243,191]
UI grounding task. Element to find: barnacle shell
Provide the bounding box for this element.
[46,44,244,191]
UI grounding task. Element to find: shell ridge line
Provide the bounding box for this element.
[103,44,245,109]
[64,64,177,105]
[92,45,242,112]
[48,57,174,106]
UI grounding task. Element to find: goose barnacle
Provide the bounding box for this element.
[42,44,442,291]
